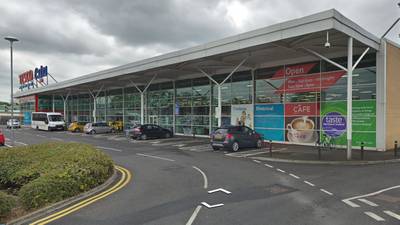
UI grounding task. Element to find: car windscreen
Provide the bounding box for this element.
[214,128,228,134]
[48,115,63,122]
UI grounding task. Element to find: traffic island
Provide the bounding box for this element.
[252,142,400,165]
[0,142,115,224]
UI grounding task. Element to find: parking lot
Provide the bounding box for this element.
[3,126,400,225]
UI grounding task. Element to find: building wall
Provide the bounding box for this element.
[386,41,400,149]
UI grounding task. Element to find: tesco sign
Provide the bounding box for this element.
[19,65,48,90]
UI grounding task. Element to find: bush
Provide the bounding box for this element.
[0,142,114,210]
[0,192,16,218]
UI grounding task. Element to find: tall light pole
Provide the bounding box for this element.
[4,36,19,147]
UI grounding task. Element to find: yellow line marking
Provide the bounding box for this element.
[30,165,131,225]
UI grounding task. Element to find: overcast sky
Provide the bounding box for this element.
[0,0,399,102]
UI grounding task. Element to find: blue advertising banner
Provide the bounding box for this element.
[24,112,31,125]
[254,104,284,141]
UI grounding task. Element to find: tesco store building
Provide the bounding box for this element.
[15,10,400,152]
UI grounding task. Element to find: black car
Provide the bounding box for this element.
[128,124,173,140]
[210,125,263,152]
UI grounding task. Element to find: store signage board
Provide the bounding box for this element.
[19,65,49,91]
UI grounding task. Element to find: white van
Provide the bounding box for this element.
[31,112,65,131]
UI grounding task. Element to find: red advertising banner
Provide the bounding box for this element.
[273,63,317,79]
[285,102,320,116]
[275,70,346,94]
[19,70,34,84]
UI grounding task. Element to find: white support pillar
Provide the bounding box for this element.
[130,74,158,125]
[88,85,104,123]
[198,57,248,128]
[347,37,353,160]
[122,87,125,129]
[52,95,55,112]
[61,92,70,123]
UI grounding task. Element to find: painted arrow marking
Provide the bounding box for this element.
[201,202,224,208]
[208,188,231,194]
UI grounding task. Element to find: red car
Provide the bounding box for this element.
[0,130,5,146]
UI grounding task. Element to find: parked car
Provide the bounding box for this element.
[6,119,21,129]
[128,124,173,140]
[210,125,263,152]
[0,130,4,146]
[84,122,113,134]
[68,121,87,132]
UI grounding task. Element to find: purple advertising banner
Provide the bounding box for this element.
[321,112,346,137]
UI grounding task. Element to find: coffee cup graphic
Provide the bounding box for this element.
[287,116,316,143]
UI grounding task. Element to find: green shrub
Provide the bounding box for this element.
[0,191,16,218]
[0,142,114,209]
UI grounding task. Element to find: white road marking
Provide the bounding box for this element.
[264,163,274,168]
[342,185,400,208]
[320,189,333,196]
[358,198,378,207]
[192,166,208,189]
[4,143,13,147]
[304,181,315,187]
[136,153,175,162]
[208,188,231,194]
[36,134,46,138]
[253,160,261,163]
[276,168,286,173]
[289,173,300,179]
[173,144,185,147]
[15,141,28,146]
[383,210,400,220]
[150,141,160,144]
[96,146,123,152]
[364,212,385,221]
[186,205,202,225]
[201,202,224,208]
[50,137,64,141]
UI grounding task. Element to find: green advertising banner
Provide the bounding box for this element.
[320,100,376,148]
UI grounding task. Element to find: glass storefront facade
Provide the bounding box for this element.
[18,53,377,147]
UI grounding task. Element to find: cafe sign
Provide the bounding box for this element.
[19,65,49,91]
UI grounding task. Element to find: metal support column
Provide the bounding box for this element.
[122,87,125,129]
[198,57,248,127]
[88,85,104,123]
[61,92,70,123]
[52,95,55,112]
[130,74,157,125]
[347,37,353,160]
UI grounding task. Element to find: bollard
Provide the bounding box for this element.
[395,141,398,157]
[360,142,364,160]
[269,140,272,157]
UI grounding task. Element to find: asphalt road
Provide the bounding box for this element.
[2,127,400,225]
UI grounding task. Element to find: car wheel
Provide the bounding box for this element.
[256,139,263,148]
[231,142,240,152]
[74,128,80,132]
[140,134,147,140]
[212,146,220,151]
[90,130,96,135]
[164,132,171,138]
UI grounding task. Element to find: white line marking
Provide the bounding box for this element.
[150,141,160,144]
[276,168,286,173]
[201,202,224,208]
[264,163,274,168]
[289,173,300,179]
[173,144,185,147]
[358,198,378,207]
[36,134,46,138]
[192,166,208,189]
[186,205,202,225]
[208,188,231,194]
[136,153,175,162]
[4,144,12,147]
[304,181,315,187]
[15,141,28,146]
[96,146,123,152]
[50,137,63,141]
[342,199,361,207]
[253,160,261,163]
[364,212,385,221]
[383,210,400,220]
[342,185,400,208]
[320,189,333,196]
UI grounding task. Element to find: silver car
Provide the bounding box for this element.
[84,122,113,134]
[7,119,21,129]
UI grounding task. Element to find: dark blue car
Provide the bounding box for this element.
[210,126,263,152]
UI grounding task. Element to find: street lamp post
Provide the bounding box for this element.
[4,36,19,147]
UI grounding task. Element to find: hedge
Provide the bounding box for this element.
[0,142,114,210]
[0,191,16,218]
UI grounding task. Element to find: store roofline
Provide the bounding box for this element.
[15,8,381,98]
